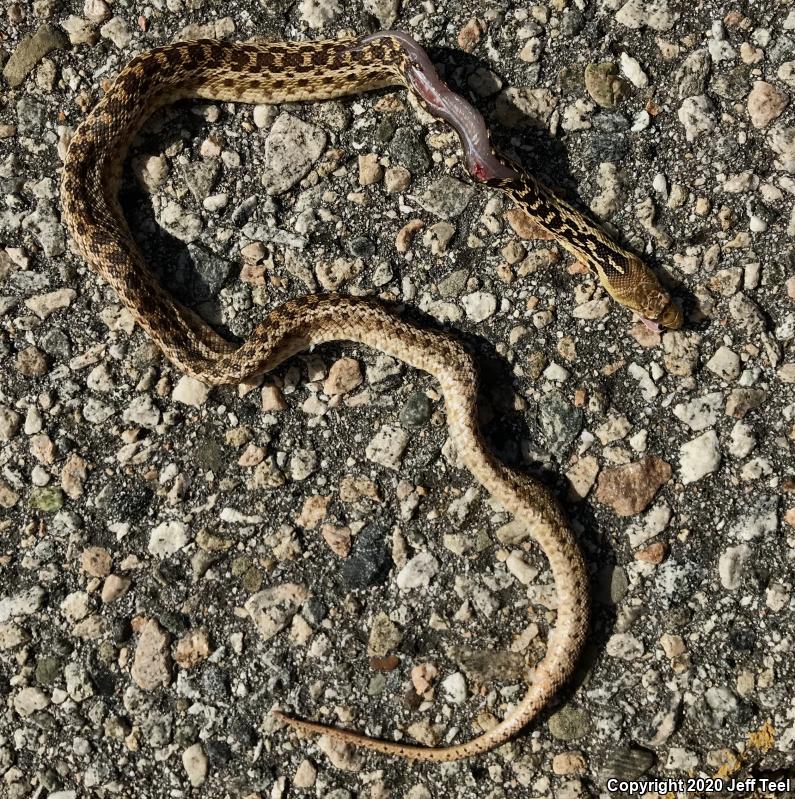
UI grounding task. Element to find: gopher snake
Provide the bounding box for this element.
[61,33,681,762]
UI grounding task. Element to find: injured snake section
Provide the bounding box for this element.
[60,31,674,761]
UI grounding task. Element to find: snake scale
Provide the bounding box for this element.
[61,32,682,762]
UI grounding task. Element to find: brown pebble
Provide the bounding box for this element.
[16,346,48,376]
[635,541,668,564]
[595,456,671,517]
[370,654,400,672]
[725,388,766,419]
[323,357,362,396]
[174,629,211,669]
[457,18,486,52]
[395,219,425,253]
[552,751,587,775]
[261,384,287,412]
[81,546,112,578]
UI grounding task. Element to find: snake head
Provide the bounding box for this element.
[638,288,684,331]
[613,254,683,331]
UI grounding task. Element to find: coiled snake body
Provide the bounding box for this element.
[61,33,681,762]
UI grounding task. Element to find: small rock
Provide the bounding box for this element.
[585,62,630,108]
[0,586,45,623]
[719,544,750,590]
[725,388,765,419]
[101,575,131,603]
[81,546,111,578]
[0,406,22,441]
[363,0,398,27]
[29,486,64,512]
[663,331,701,376]
[25,288,76,320]
[366,425,409,470]
[182,743,208,788]
[294,759,317,788]
[679,430,721,483]
[616,0,677,31]
[606,632,644,659]
[367,611,402,657]
[672,392,723,431]
[747,81,789,129]
[396,552,438,590]
[100,16,131,48]
[519,37,542,64]
[728,421,756,459]
[245,583,309,641]
[441,672,468,704]
[495,86,558,128]
[290,448,318,480]
[174,629,211,669]
[358,153,383,186]
[553,751,588,776]
[131,620,172,690]
[675,49,710,99]
[261,113,326,195]
[149,520,188,557]
[14,686,49,717]
[384,165,411,193]
[705,346,740,380]
[317,735,363,771]
[768,124,795,173]
[16,346,48,377]
[620,52,649,88]
[122,395,160,428]
[323,357,362,396]
[539,391,583,456]
[729,496,778,541]
[401,392,432,427]
[678,95,716,142]
[457,17,486,52]
[461,291,496,322]
[261,385,287,412]
[172,376,210,407]
[595,456,671,516]
[417,176,474,219]
[548,705,589,741]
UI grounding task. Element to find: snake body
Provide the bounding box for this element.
[61,34,678,762]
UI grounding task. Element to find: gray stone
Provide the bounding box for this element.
[341,519,393,589]
[600,747,656,782]
[16,97,48,135]
[584,133,629,165]
[548,705,589,741]
[389,127,429,175]
[674,49,710,99]
[400,392,432,427]
[417,176,474,219]
[539,391,583,455]
[261,113,326,195]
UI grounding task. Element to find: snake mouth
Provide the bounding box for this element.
[640,317,664,333]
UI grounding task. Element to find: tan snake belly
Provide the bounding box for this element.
[60,34,619,762]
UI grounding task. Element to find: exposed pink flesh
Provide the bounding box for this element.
[360,30,519,183]
[641,317,663,333]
